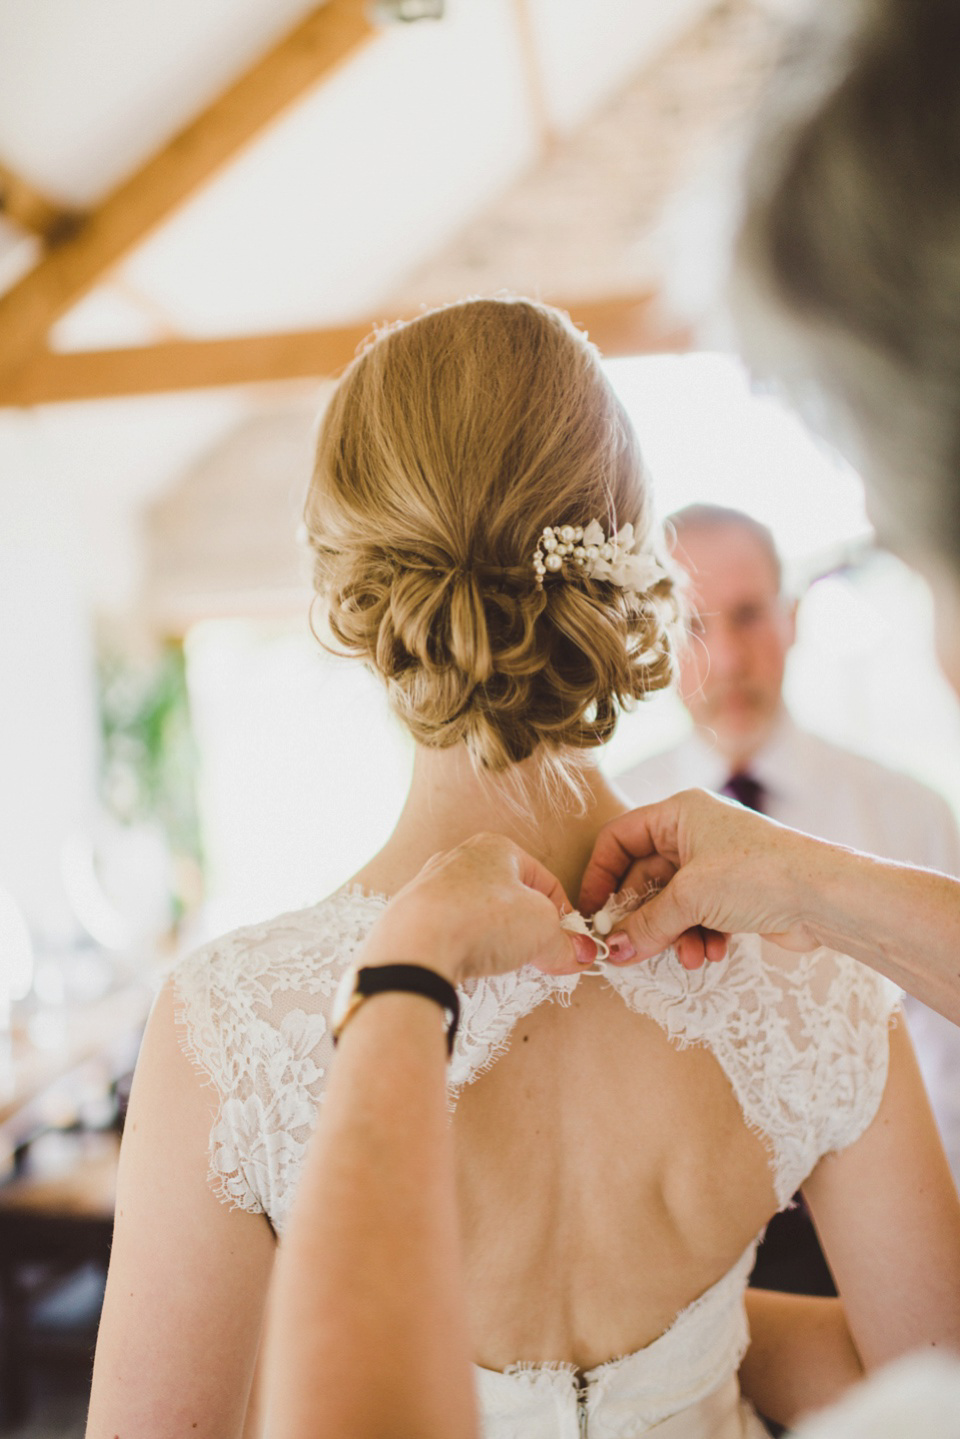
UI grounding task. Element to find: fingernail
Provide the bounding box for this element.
[607,931,636,964]
[574,934,598,965]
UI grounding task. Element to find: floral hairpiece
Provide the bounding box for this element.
[532,519,666,592]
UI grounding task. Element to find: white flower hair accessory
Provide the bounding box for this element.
[532,519,667,592]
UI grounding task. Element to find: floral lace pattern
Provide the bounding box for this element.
[604,933,898,1205]
[173,888,898,1229]
[173,888,385,1229]
[172,887,898,1434]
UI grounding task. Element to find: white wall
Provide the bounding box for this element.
[0,391,243,941]
[0,436,101,940]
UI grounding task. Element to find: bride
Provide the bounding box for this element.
[87,298,960,1437]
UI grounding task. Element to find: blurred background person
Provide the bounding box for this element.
[621,504,959,887]
[619,502,960,1297]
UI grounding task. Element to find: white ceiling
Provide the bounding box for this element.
[0,0,716,347]
[0,0,320,203]
[0,0,765,611]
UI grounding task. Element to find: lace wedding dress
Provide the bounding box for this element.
[173,888,898,1439]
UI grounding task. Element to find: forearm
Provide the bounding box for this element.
[794,839,960,1025]
[267,994,478,1439]
[740,1291,863,1427]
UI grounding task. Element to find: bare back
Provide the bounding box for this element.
[335,804,896,1377]
[454,976,777,1370]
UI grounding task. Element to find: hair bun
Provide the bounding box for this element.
[307,298,680,777]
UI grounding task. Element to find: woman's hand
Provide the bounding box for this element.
[359,833,597,984]
[579,788,823,969]
[581,788,960,1023]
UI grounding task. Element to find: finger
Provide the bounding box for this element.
[579,823,645,914]
[579,806,681,914]
[703,929,729,963]
[534,928,593,976]
[532,890,598,973]
[614,876,697,961]
[610,921,722,970]
[675,930,708,970]
[617,854,678,898]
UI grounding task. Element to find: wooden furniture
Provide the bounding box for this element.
[0,981,151,1427]
[0,1131,119,1427]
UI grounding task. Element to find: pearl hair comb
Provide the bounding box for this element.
[532,519,667,593]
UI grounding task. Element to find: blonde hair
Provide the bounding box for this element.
[305,298,679,782]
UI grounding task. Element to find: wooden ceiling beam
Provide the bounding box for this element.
[0,160,83,242]
[0,0,376,384]
[0,294,690,406]
[2,323,376,405]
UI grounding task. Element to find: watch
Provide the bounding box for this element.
[331,963,461,1056]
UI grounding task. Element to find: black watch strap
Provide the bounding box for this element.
[348,964,460,1056]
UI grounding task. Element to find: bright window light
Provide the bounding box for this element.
[605,352,870,560]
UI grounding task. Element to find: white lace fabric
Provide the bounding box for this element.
[173,888,385,1227]
[171,886,899,1430]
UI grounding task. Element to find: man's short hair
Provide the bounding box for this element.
[666,504,783,593]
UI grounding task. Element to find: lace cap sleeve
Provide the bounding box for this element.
[743,937,901,1200]
[791,942,902,1154]
[169,892,384,1230]
[605,933,901,1207]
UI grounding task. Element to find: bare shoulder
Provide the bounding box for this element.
[114,977,271,1254]
[803,1018,960,1368]
[87,980,278,1437]
[122,978,220,1182]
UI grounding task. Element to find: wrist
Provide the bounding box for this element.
[335,988,452,1060]
[332,962,461,1054]
[780,826,820,933]
[780,828,856,952]
[360,899,467,985]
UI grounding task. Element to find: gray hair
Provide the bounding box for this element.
[731,0,960,566]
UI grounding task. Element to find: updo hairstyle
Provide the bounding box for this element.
[305,298,679,775]
[733,0,960,566]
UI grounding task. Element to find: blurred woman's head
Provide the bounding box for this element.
[732,0,960,686]
[305,297,678,791]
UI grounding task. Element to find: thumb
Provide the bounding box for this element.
[613,877,713,967]
[535,925,596,976]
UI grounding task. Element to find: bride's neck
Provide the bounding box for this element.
[357,744,626,899]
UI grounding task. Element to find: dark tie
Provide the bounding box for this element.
[721,772,765,814]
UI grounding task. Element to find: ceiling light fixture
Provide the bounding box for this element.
[369,0,444,22]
